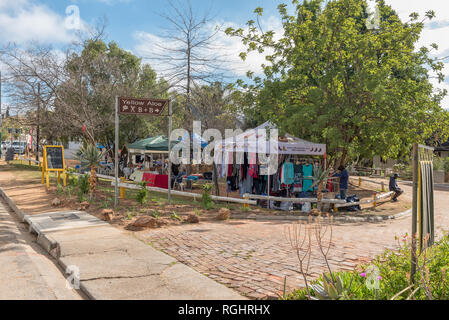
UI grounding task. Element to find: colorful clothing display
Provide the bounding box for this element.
[302,164,314,192]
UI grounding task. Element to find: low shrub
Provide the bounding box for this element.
[287,234,449,300]
[136,181,149,205]
[78,174,90,195]
[201,183,214,210]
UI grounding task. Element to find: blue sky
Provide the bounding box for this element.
[0,0,448,107]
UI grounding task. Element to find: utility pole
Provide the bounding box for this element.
[36,83,40,162]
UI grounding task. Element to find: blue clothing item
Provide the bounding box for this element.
[340,189,347,200]
[302,164,314,192]
[281,162,295,185]
[334,170,349,190]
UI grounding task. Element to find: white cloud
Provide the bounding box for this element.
[0,0,86,44]
[384,1,449,109]
[384,0,449,25]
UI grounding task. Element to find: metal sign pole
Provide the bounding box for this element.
[114,96,119,208]
[168,100,172,205]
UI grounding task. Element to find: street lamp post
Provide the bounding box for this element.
[36,83,40,162]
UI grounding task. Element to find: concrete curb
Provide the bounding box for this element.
[231,208,412,223]
[0,187,26,222]
[0,187,62,258]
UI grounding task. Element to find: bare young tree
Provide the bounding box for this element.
[144,0,229,124]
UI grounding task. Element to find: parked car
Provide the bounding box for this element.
[12,141,27,155]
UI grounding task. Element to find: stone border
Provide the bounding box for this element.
[231,208,412,223]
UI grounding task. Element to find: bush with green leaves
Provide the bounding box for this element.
[201,183,214,210]
[67,173,77,188]
[56,184,64,196]
[77,189,88,203]
[170,211,181,221]
[444,158,449,173]
[65,185,75,198]
[287,233,449,300]
[136,181,149,205]
[78,174,90,195]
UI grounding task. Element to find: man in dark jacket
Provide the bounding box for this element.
[334,165,349,200]
[389,174,403,202]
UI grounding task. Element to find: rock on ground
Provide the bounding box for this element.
[187,214,200,224]
[132,216,158,228]
[51,198,61,206]
[216,208,231,221]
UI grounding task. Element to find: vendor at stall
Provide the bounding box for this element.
[334,165,349,200]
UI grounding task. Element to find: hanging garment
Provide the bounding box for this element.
[294,164,303,176]
[302,164,314,192]
[281,161,295,186]
[239,170,253,197]
[241,153,249,182]
[249,153,258,178]
[327,172,334,192]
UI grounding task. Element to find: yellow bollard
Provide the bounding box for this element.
[373,192,377,208]
[358,177,362,187]
[244,194,249,209]
[381,182,386,193]
[120,177,125,199]
[333,204,338,213]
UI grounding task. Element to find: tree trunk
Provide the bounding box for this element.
[317,181,323,212]
[89,165,97,200]
[338,148,348,168]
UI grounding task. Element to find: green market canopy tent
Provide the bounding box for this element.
[127,135,179,154]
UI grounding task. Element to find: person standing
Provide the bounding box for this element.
[334,165,349,200]
[389,174,404,202]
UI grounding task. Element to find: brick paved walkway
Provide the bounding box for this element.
[135,184,449,300]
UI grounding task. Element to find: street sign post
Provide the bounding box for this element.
[114,97,171,207]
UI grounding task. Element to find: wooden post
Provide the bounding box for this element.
[411,143,419,283]
[381,182,385,192]
[373,192,377,207]
[359,177,362,187]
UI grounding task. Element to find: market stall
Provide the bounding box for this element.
[213,122,328,211]
[126,135,179,187]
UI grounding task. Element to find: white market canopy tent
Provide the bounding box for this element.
[213,121,326,161]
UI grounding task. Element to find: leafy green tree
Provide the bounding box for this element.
[48,39,170,156]
[226,0,449,165]
[191,82,238,132]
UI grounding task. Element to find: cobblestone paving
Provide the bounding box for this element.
[136,184,449,300]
